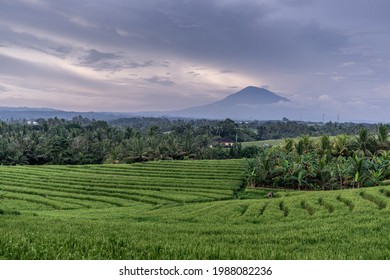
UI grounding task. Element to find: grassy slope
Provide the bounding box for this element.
[241,136,337,147]
[241,139,286,147]
[1,160,390,260]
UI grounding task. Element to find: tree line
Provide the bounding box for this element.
[0,116,388,167]
[245,125,390,190]
[111,117,383,142]
[0,117,260,165]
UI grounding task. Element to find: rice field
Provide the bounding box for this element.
[0,160,244,211]
[1,159,390,260]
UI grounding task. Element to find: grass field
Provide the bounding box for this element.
[1,159,390,260]
[240,136,337,147]
[241,139,286,147]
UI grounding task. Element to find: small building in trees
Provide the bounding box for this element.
[216,137,235,147]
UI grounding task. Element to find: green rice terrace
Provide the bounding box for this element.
[1,159,390,260]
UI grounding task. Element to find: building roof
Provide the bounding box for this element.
[216,137,235,143]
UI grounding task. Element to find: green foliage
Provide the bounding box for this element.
[283,138,294,153]
[380,189,390,197]
[319,135,332,156]
[377,123,389,149]
[0,118,388,165]
[244,129,390,190]
[336,195,355,211]
[1,161,390,259]
[254,120,378,141]
[318,197,335,213]
[300,200,315,215]
[0,160,244,212]
[360,191,387,209]
[279,201,289,217]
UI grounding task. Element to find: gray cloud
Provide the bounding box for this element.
[81,49,119,64]
[76,48,124,71]
[187,71,200,77]
[219,70,235,74]
[127,60,155,69]
[144,76,176,86]
[0,85,8,92]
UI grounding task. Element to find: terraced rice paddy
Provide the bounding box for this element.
[1,159,390,260]
[0,160,244,211]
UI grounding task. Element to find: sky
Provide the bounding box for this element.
[0,0,390,122]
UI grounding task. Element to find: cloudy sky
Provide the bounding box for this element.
[0,0,390,121]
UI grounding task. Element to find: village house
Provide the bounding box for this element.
[216,137,235,147]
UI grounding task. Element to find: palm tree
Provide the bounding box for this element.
[316,154,333,190]
[355,127,378,156]
[350,154,366,188]
[124,127,133,140]
[377,123,389,150]
[295,139,304,155]
[182,130,194,155]
[131,134,148,162]
[332,134,351,157]
[319,135,332,156]
[295,135,313,155]
[166,134,182,159]
[146,130,162,160]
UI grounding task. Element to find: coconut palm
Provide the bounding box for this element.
[130,134,148,162]
[319,135,332,156]
[377,123,389,150]
[332,134,351,157]
[354,128,379,156]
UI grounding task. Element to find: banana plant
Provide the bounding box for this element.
[366,156,388,185]
[283,138,294,153]
[368,169,385,186]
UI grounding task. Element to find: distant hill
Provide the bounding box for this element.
[0,106,60,112]
[0,107,135,121]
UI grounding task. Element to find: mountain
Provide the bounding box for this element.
[214,86,289,106]
[159,86,291,120]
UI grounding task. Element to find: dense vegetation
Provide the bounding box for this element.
[0,116,386,165]
[3,116,388,191]
[245,125,390,190]
[0,117,254,165]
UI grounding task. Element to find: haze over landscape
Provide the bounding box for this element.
[1,0,390,122]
